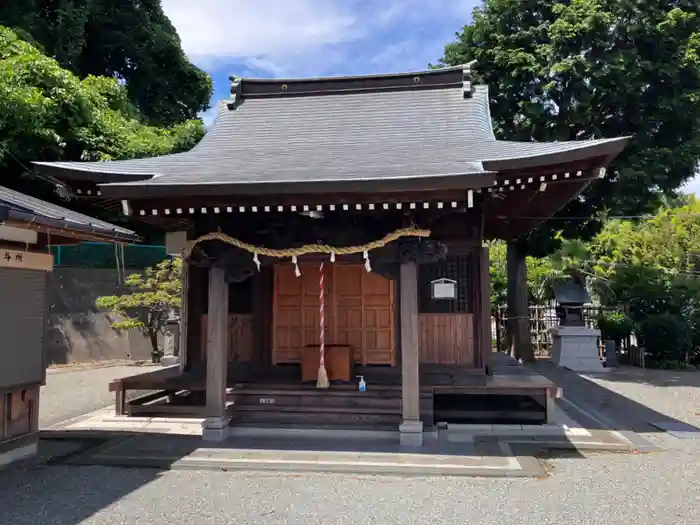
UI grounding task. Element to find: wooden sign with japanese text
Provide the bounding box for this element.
[0,248,53,272]
[430,278,457,300]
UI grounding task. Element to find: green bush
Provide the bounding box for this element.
[597,311,633,345]
[636,314,692,367]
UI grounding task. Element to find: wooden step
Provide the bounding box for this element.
[232,406,402,427]
[232,382,435,394]
[433,409,544,423]
[231,387,407,398]
[233,392,401,410]
[233,383,415,394]
[235,406,399,415]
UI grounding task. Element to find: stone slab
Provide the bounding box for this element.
[61,434,544,478]
[650,421,700,440]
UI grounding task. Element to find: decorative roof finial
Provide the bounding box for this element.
[227,76,243,110]
[462,60,476,99]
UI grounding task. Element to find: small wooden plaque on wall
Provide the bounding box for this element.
[430,278,457,300]
[0,248,53,272]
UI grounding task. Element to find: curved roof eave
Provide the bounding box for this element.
[97,170,498,199]
[32,160,166,183]
[481,136,632,172]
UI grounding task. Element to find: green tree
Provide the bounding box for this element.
[439,0,700,360]
[96,258,182,362]
[0,1,212,126]
[0,26,204,216]
[557,197,700,365]
[489,240,562,306]
[441,0,700,235]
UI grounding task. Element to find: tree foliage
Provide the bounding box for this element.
[488,240,562,306]
[96,258,182,361]
[440,0,700,255]
[0,26,204,203]
[490,196,700,366]
[0,1,212,126]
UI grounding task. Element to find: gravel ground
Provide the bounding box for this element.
[40,365,154,428]
[531,360,700,448]
[1,361,694,524]
[0,451,698,525]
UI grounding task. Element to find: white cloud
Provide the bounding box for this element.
[682,171,700,195]
[162,0,360,74]
[199,101,221,129]
[161,0,477,77]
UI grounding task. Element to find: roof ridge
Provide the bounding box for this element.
[225,63,475,109]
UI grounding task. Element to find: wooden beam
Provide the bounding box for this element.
[130,189,471,211]
[4,220,131,244]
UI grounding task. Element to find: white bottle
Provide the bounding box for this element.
[357,375,366,392]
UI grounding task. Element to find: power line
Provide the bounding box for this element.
[1,147,73,200]
[502,212,700,221]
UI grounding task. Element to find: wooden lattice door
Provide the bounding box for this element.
[272,263,395,365]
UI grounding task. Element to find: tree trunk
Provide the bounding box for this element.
[507,240,534,362]
[148,327,161,363]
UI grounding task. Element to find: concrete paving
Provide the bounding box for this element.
[41,364,158,427]
[56,433,545,478]
[2,359,694,524]
[39,396,635,478]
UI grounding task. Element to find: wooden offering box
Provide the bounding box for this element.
[301,344,354,383]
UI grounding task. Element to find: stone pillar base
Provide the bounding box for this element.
[160,355,180,366]
[201,416,231,442]
[399,420,424,447]
[550,326,607,372]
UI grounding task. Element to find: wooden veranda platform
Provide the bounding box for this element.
[109,353,560,427]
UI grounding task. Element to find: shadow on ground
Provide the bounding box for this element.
[0,439,162,525]
[529,357,700,436]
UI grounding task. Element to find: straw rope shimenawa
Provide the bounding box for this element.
[181,225,431,389]
[181,226,431,260]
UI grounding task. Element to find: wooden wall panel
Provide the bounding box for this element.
[419,313,474,365]
[251,267,274,372]
[199,314,253,363]
[2,385,39,441]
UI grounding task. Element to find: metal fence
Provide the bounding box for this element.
[51,243,168,269]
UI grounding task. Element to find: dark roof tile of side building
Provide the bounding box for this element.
[32,65,631,198]
[0,186,137,241]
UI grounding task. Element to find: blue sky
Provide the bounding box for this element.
[161,0,700,194]
[162,0,479,123]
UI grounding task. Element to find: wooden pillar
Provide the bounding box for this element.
[399,261,422,446]
[506,241,532,361]
[478,246,493,373]
[202,266,230,441]
[178,260,189,372]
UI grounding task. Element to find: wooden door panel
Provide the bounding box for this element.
[273,263,395,366]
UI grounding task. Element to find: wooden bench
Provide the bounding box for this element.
[108,366,197,415]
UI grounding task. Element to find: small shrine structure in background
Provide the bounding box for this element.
[550,277,605,372]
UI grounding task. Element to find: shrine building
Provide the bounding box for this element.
[0,186,136,468]
[32,65,629,445]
